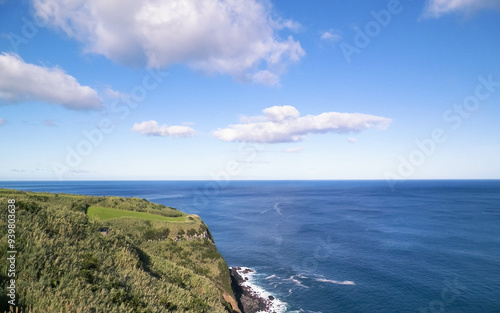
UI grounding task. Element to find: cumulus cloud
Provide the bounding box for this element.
[33,0,305,85]
[0,53,101,109]
[422,0,500,18]
[213,105,392,143]
[347,137,357,144]
[131,120,195,137]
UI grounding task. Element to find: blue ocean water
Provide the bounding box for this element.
[1,180,499,312]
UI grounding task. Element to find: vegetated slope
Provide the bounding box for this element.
[0,189,238,313]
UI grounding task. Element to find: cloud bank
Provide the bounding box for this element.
[213,105,392,143]
[131,120,195,137]
[423,0,500,18]
[0,53,101,109]
[33,0,305,85]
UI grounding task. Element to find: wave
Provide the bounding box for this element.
[316,278,355,285]
[260,202,283,215]
[265,274,277,280]
[284,275,309,289]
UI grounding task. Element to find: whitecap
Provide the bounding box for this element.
[284,275,309,288]
[316,278,355,285]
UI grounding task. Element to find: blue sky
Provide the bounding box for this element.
[1,0,499,181]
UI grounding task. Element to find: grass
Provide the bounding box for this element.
[87,206,187,222]
[0,190,236,313]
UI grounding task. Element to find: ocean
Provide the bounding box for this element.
[1,180,499,312]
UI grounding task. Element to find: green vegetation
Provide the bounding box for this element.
[87,206,186,222]
[0,189,237,313]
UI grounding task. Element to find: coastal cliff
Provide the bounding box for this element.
[0,189,240,313]
[230,267,277,313]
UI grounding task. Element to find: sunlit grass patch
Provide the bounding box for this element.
[87,206,186,222]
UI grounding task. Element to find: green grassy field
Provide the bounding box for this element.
[87,206,187,222]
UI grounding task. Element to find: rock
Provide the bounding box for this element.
[229,267,270,313]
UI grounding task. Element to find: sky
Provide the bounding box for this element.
[0,0,499,181]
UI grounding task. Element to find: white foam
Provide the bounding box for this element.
[283,275,309,289]
[273,202,283,215]
[233,267,287,313]
[316,278,355,285]
[265,274,277,280]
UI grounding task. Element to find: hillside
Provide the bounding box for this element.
[0,189,240,313]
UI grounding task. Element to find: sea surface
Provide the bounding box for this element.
[1,180,499,312]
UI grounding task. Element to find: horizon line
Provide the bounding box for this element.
[1,178,500,182]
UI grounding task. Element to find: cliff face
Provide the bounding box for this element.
[229,267,277,313]
[0,189,239,313]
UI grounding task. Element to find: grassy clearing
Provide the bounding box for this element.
[87,206,186,222]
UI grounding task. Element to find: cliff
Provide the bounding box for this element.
[229,267,278,313]
[0,189,240,313]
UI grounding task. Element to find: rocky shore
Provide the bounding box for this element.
[229,267,279,313]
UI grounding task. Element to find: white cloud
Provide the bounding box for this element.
[105,88,126,99]
[213,105,392,143]
[251,70,281,87]
[131,120,195,137]
[284,147,304,153]
[264,105,300,122]
[0,53,101,109]
[0,118,5,126]
[347,137,357,144]
[33,0,305,85]
[423,0,500,18]
[321,30,342,42]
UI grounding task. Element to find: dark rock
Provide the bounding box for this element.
[230,267,270,313]
[268,295,274,300]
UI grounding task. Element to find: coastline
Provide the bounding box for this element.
[230,267,286,313]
